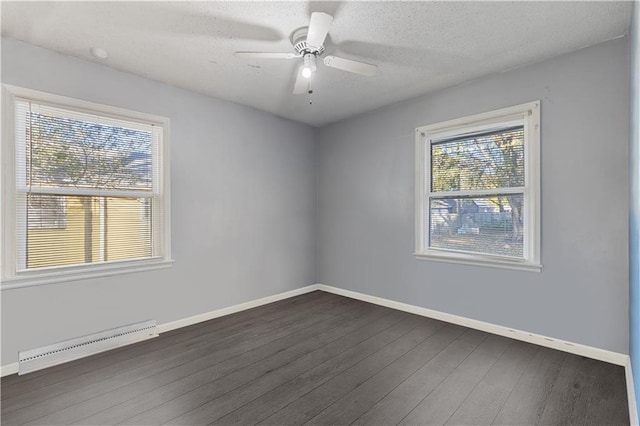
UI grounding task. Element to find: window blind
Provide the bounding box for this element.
[428,126,525,258]
[431,126,524,192]
[14,99,163,271]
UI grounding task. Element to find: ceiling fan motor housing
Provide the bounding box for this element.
[291,27,325,56]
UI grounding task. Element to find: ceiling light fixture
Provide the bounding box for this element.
[301,53,316,79]
[90,47,108,60]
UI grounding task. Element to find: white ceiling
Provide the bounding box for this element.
[1,1,632,126]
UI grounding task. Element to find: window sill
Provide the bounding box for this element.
[414,251,542,272]
[1,259,174,291]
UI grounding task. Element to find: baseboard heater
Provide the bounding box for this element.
[18,319,158,375]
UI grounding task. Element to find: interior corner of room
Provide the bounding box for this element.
[0,1,638,424]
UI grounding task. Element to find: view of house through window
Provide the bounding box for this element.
[14,99,163,271]
[24,195,152,269]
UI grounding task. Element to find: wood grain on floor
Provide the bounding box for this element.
[0,291,629,425]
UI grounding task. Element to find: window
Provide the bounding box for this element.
[415,101,541,271]
[2,85,172,288]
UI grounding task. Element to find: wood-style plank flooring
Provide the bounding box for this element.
[0,291,629,425]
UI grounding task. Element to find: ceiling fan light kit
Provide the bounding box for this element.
[234,12,378,95]
[302,53,317,78]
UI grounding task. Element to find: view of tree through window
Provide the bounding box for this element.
[17,101,156,269]
[428,126,525,258]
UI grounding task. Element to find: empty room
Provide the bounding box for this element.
[1,1,639,425]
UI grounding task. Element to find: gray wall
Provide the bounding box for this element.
[317,37,630,353]
[1,38,317,365]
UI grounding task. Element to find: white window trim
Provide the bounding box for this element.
[1,84,173,290]
[414,101,541,272]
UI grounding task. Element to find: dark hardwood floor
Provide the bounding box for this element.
[0,291,629,425]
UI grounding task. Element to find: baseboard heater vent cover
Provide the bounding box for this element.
[18,319,158,375]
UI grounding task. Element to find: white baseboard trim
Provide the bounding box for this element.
[0,362,19,377]
[316,284,628,366]
[0,284,321,377]
[626,357,640,426]
[157,284,321,334]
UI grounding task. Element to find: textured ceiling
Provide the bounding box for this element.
[1,1,632,126]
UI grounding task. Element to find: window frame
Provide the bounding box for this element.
[414,101,541,272]
[1,84,173,289]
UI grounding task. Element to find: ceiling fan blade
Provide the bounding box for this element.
[293,67,309,95]
[323,55,377,76]
[234,52,299,59]
[306,12,333,49]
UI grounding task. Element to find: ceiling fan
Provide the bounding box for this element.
[234,12,377,95]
